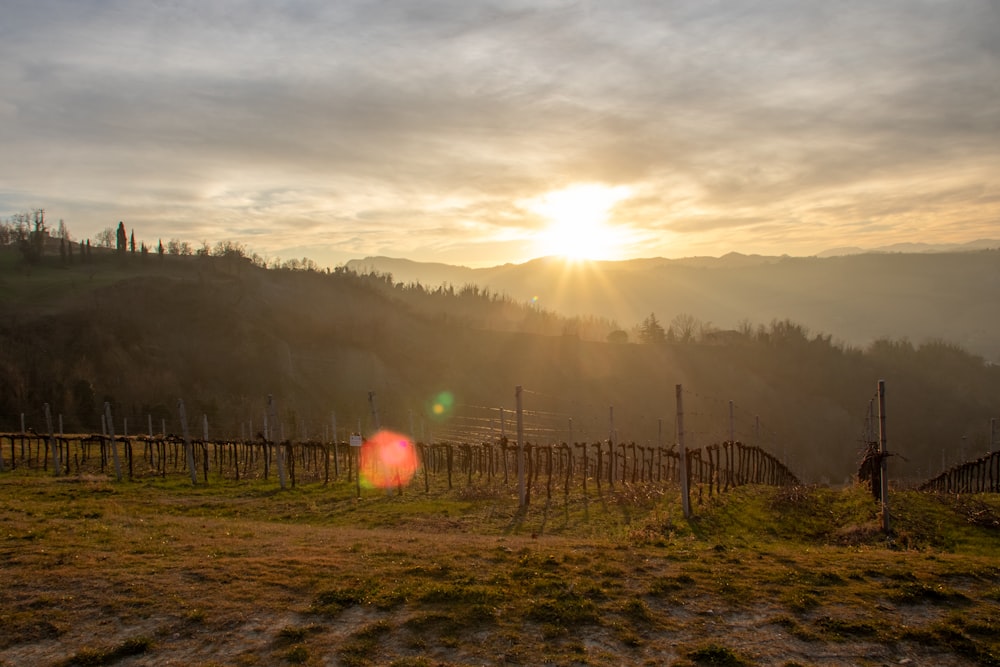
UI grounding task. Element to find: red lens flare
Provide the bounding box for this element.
[359,429,420,490]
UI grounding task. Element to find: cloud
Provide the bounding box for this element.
[0,0,998,264]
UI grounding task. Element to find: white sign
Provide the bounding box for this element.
[349,434,363,448]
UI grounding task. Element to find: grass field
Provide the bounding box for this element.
[1,471,998,666]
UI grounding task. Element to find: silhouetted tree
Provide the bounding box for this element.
[115,222,127,253]
[607,329,629,344]
[639,313,666,344]
[129,230,135,253]
[16,209,46,264]
[95,227,115,248]
[167,239,192,255]
[671,313,699,343]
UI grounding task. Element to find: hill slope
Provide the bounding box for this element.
[348,250,1000,362]
[1,250,998,484]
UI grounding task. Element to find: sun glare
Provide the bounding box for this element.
[525,183,633,261]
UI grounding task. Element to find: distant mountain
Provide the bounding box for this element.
[348,249,1000,362]
[817,239,1000,257]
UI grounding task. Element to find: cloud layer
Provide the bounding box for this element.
[2,0,998,266]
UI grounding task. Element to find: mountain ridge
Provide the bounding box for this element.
[347,248,1000,362]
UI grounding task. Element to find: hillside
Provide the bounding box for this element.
[347,249,1000,363]
[1,248,998,484]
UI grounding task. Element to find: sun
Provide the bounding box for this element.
[525,183,633,261]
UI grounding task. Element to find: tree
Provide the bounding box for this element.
[95,227,115,248]
[167,239,192,256]
[16,209,46,263]
[157,239,165,258]
[671,313,700,344]
[638,313,666,344]
[115,222,127,253]
[129,230,136,253]
[213,240,247,258]
[607,329,629,344]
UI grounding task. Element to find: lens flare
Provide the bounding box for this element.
[359,429,420,490]
[427,390,455,422]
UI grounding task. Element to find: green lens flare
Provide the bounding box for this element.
[428,391,455,421]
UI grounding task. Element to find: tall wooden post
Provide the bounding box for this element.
[269,395,286,489]
[516,386,525,508]
[608,406,616,484]
[105,402,123,482]
[332,412,340,477]
[877,380,890,533]
[45,403,59,476]
[676,385,691,519]
[178,399,196,485]
[729,400,735,442]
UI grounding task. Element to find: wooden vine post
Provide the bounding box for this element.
[516,385,526,508]
[105,402,123,482]
[269,395,287,490]
[676,384,691,519]
[331,412,339,478]
[178,399,197,485]
[350,430,363,499]
[877,380,890,534]
[202,414,210,483]
[608,406,615,486]
[45,403,60,476]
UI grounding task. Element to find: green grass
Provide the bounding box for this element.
[2,471,999,666]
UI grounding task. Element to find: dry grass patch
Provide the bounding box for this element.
[2,475,1000,666]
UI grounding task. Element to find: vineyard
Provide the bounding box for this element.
[2,379,996,505]
[0,431,797,504]
[921,450,1000,494]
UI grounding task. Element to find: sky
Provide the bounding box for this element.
[1,0,998,268]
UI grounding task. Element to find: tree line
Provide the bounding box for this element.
[0,208,325,271]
